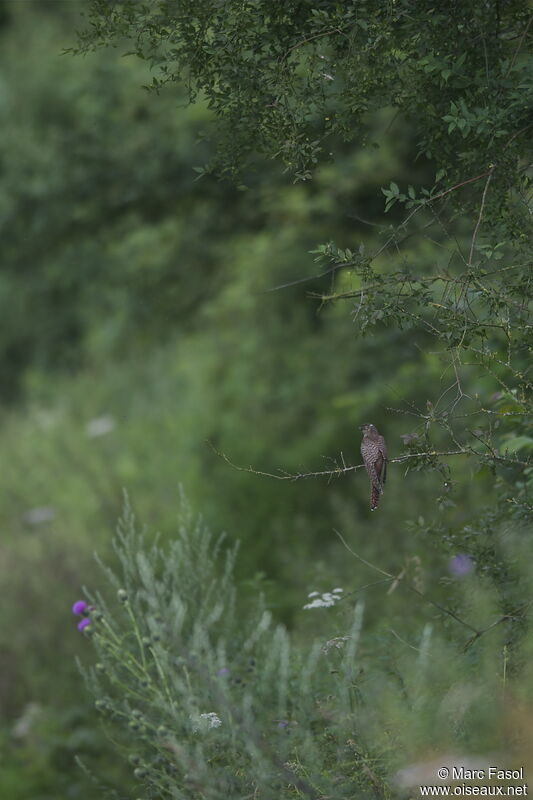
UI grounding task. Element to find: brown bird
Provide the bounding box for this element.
[359,423,388,511]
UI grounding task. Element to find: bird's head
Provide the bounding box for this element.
[359,423,378,435]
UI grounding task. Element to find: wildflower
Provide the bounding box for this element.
[200,712,221,728]
[277,720,288,729]
[217,667,230,676]
[322,636,350,654]
[303,588,343,610]
[190,712,222,732]
[77,617,91,632]
[449,554,474,578]
[72,600,87,615]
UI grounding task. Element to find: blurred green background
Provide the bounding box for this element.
[0,3,519,797]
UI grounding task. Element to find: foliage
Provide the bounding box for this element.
[1,1,532,797]
[79,499,533,799]
[72,2,533,795]
[0,4,219,398]
[0,3,425,401]
[77,0,532,190]
[75,1,533,516]
[0,703,129,800]
[79,502,381,798]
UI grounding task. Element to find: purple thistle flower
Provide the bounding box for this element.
[72,600,87,616]
[77,618,91,632]
[449,554,474,578]
[277,721,288,729]
[217,667,230,677]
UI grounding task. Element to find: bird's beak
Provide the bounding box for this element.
[358,425,364,431]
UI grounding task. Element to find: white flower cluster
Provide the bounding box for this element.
[190,712,222,732]
[322,635,350,654]
[303,588,343,610]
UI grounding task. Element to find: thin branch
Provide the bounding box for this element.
[309,275,445,304]
[429,169,494,202]
[208,441,531,482]
[335,532,531,649]
[468,168,495,265]
[283,27,344,59]
[333,529,479,635]
[333,529,393,578]
[342,577,396,598]
[463,601,532,651]
[505,14,533,76]
[505,120,533,148]
[405,582,479,635]
[368,170,494,265]
[209,441,366,480]
[273,168,498,302]
[388,628,420,652]
[262,264,344,293]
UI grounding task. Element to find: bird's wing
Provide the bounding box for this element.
[361,446,380,488]
[374,453,385,489]
[378,436,387,485]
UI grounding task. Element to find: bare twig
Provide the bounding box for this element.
[505,14,533,76]
[283,27,344,59]
[388,628,420,652]
[463,601,532,651]
[468,168,495,265]
[333,529,479,635]
[263,264,344,293]
[208,441,530,482]
[342,577,396,598]
[334,531,531,648]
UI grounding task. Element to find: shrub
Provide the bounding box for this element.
[77,496,533,799]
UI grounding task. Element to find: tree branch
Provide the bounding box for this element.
[208,441,530,482]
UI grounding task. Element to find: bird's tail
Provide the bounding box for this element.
[370,483,382,511]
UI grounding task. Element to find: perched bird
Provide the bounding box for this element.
[359,423,388,511]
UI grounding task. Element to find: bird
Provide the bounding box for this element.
[359,423,387,511]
